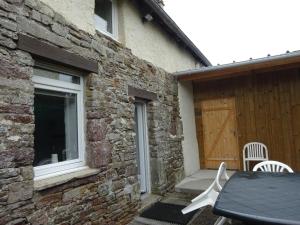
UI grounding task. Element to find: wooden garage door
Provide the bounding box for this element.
[201,98,240,169]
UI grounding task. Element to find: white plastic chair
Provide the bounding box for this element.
[182,162,230,225]
[243,142,268,171]
[253,160,294,173]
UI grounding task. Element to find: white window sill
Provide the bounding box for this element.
[34,167,100,191]
[95,29,120,45]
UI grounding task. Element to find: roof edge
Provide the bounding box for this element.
[174,51,300,81]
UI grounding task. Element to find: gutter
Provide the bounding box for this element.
[141,0,211,67]
[174,51,300,79]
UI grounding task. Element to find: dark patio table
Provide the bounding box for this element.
[213,171,300,225]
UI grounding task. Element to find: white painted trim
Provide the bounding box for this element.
[94,0,118,40]
[136,104,146,192]
[112,0,118,39]
[33,76,82,91]
[142,103,151,194]
[33,73,86,178]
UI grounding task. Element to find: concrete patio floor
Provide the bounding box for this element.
[129,170,242,225]
[175,169,236,194]
[129,192,245,225]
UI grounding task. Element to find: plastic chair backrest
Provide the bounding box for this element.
[183,162,230,224]
[191,162,229,204]
[215,162,230,191]
[243,142,268,171]
[253,160,294,173]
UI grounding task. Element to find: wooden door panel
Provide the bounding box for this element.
[201,98,240,169]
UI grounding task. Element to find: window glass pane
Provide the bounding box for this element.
[34,68,80,84]
[95,0,113,33]
[34,89,79,166]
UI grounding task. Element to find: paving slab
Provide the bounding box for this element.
[175,170,236,194]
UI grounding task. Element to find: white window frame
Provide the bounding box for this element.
[33,73,86,180]
[94,0,118,40]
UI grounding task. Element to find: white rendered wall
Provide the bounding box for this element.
[118,1,200,73]
[39,0,96,34]
[178,81,200,176]
[39,0,200,73]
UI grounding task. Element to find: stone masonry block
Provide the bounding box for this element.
[0,56,31,80]
[88,141,112,168]
[16,16,71,48]
[87,120,108,142]
[51,23,68,37]
[0,18,17,32]
[7,181,33,204]
[0,34,16,49]
[0,0,20,13]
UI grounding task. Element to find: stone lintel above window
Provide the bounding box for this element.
[18,34,98,73]
[128,86,157,101]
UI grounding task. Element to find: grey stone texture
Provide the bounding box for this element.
[0,0,189,224]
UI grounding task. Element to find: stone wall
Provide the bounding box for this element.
[0,0,184,224]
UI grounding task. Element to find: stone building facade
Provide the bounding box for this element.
[0,0,190,224]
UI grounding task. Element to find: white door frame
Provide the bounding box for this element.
[135,101,151,194]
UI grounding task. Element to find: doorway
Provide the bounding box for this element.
[200,97,240,169]
[134,101,151,194]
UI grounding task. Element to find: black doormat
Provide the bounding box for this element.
[140,202,198,225]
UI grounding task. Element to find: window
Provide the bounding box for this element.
[33,67,85,179]
[94,0,118,38]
